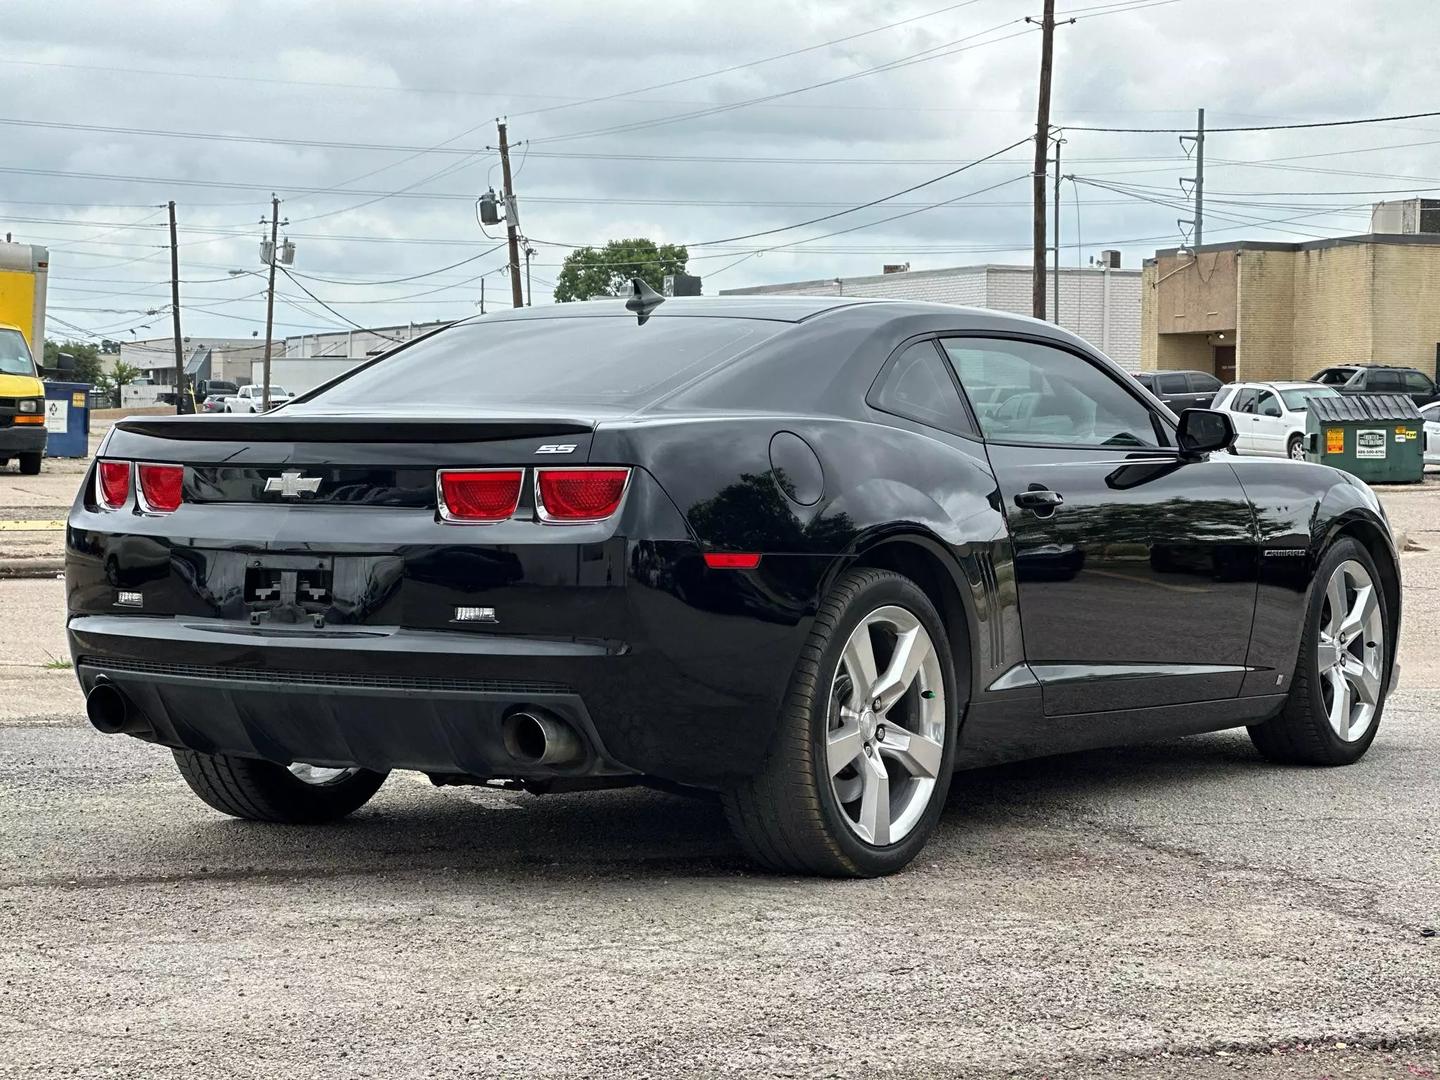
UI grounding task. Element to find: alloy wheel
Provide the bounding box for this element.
[826,605,946,846]
[1289,439,1306,460]
[1315,559,1384,742]
[287,763,361,786]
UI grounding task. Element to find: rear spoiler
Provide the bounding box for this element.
[114,415,595,443]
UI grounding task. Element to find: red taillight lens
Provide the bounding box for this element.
[138,463,184,513]
[703,552,762,570]
[438,469,523,522]
[536,468,630,522]
[98,460,130,509]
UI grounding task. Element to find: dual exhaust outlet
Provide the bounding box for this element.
[86,680,586,771]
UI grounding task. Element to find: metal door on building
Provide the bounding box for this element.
[1214,345,1236,383]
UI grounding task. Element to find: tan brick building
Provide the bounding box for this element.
[1140,234,1440,382]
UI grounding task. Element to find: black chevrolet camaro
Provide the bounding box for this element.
[66,295,1400,877]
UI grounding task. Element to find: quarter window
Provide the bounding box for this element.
[871,340,973,435]
[940,339,1161,448]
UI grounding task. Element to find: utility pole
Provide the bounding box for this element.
[496,122,525,308]
[1181,107,1205,246]
[1029,0,1057,320]
[524,243,535,306]
[167,201,184,414]
[480,276,486,315]
[1052,132,1065,325]
[261,195,280,411]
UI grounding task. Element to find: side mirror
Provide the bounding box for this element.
[1176,408,1236,458]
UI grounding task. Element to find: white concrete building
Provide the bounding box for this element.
[119,336,274,389]
[282,321,448,360]
[721,263,1143,369]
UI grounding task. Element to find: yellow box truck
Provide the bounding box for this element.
[0,242,50,474]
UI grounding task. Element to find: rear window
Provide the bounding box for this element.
[0,329,35,377]
[311,316,785,409]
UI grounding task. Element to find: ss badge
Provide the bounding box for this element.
[535,444,577,455]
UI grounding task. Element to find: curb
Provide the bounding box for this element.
[0,557,65,579]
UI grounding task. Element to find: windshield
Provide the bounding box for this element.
[310,315,786,410]
[0,329,36,377]
[1281,386,1339,410]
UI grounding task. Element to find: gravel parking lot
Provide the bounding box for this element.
[2,461,1438,1078]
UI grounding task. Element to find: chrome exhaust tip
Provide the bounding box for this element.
[502,710,585,768]
[85,680,133,735]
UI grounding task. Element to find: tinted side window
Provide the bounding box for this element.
[1404,370,1434,393]
[871,340,973,435]
[1368,370,1403,391]
[1233,388,1258,413]
[1189,373,1222,392]
[1257,390,1282,417]
[941,339,1160,448]
[1157,373,1189,395]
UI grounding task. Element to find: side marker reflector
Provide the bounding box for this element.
[703,552,762,570]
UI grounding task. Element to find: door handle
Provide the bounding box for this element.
[1014,488,1064,514]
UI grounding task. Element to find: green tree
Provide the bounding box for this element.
[553,238,688,303]
[43,339,105,384]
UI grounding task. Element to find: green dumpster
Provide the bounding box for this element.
[1306,393,1424,483]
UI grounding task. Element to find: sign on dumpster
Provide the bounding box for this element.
[44,398,68,435]
[1356,429,1386,459]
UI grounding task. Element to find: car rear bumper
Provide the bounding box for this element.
[67,545,829,786]
[0,425,46,454]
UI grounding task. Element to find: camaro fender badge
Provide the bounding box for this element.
[1263,548,1307,557]
[535,444,577,455]
[264,471,323,498]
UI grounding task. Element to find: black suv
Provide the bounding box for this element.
[1310,365,1440,407]
[1133,369,1223,411]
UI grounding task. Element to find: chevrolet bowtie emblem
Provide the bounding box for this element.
[264,471,323,498]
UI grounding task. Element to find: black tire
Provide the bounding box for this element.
[723,568,961,877]
[1248,537,1389,766]
[18,452,41,475]
[172,749,387,823]
[1286,434,1305,461]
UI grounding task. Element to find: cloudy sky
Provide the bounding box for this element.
[4,0,1438,343]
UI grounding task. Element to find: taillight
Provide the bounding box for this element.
[137,463,184,513]
[535,468,630,523]
[438,469,523,523]
[97,460,130,509]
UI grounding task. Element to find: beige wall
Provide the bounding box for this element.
[1235,249,1298,382]
[1287,244,1373,377]
[1144,239,1440,382]
[1370,244,1440,370]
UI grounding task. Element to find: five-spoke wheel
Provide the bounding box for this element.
[724,568,959,877]
[1250,537,1390,765]
[827,606,946,847]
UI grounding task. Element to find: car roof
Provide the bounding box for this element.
[470,294,1084,329]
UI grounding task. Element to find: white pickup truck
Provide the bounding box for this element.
[222,384,291,413]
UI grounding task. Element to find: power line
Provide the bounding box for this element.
[529,18,1036,145]
[1065,109,1440,134]
[278,267,406,342]
[508,0,993,118]
[690,136,1033,246]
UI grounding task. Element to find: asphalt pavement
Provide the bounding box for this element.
[2,457,1438,1077]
